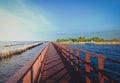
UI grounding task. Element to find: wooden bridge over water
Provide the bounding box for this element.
[6,42,120,83]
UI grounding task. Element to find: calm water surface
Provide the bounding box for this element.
[0,41,47,83]
[67,44,120,81]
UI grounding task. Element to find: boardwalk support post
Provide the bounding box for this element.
[98,57,104,83]
[70,47,74,66]
[76,49,79,71]
[85,53,91,83]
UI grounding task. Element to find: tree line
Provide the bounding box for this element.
[56,37,120,42]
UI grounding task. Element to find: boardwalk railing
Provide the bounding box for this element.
[53,42,120,83]
[6,44,49,83]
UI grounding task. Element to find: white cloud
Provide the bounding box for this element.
[0,0,59,41]
[0,6,55,41]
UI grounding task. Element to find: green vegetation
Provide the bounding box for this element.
[56,37,120,42]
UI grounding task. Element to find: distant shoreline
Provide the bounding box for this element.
[59,42,120,45]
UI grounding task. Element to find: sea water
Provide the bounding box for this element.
[0,41,47,82]
[67,44,120,81]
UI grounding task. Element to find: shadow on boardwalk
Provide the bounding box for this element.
[40,43,85,83]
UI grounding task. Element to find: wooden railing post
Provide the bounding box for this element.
[98,57,104,83]
[70,47,74,66]
[76,49,79,71]
[23,70,32,83]
[65,46,69,61]
[85,53,91,83]
[60,45,66,59]
[31,68,33,83]
[52,42,119,83]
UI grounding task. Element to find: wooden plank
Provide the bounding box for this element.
[40,43,71,83]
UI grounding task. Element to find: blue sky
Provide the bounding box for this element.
[0,0,120,41]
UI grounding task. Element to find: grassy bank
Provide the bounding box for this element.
[56,37,120,44]
[59,41,120,45]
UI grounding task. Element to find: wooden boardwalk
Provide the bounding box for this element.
[40,43,71,83]
[6,42,120,83]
